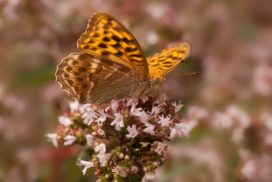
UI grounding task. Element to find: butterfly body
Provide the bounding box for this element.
[56,13,189,104]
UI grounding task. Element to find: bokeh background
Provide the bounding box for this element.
[1,0,272,181]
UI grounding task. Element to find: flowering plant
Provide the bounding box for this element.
[47,95,194,181]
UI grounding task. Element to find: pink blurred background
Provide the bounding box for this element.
[1,0,272,181]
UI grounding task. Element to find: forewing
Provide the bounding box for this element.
[147,43,190,78]
[77,13,148,79]
[56,53,139,103]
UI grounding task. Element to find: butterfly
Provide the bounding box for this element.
[56,13,190,104]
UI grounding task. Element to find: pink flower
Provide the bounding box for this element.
[170,121,196,139]
[49,95,190,180]
[213,112,234,129]
[69,101,80,112]
[95,143,106,154]
[143,123,155,135]
[141,96,149,103]
[111,113,124,131]
[126,125,139,138]
[151,106,160,115]
[112,165,129,177]
[85,134,93,146]
[46,133,58,147]
[226,105,250,128]
[97,128,105,136]
[79,160,94,175]
[158,115,172,127]
[139,111,150,123]
[64,135,76,145]
[130,104,144,117]
[111,99,118,111]
[152,142,168,155]
[126,98,136,106]
[187,106,208,120]
[58,116,73,126]
[142,171,156,181]
[96,113,107,125]
[82,108,97,125]
[97,153,111,167]
[130,165,138,173]
[172,101,183,113]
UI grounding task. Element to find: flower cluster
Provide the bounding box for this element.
[47,95,193,181]
[159,105,272,182]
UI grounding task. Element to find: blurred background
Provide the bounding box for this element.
[1,0,272,181]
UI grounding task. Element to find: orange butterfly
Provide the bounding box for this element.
[56,13,189,104]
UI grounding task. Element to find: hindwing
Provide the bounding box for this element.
[147,43,190,78]
[56,53,140,103]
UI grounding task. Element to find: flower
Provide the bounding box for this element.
[69,101,80,112]
[172,101,183,113]
[226,105,250,128]
[152,142,168,155]
[142,171,156,181]
[64,135,76,145]
[79,103,92,114]
[143,123,155,135]
[141,96,149,103]
[96,113,107,125]
[46,133,58,147]
[82,108,97,125]
[97,128,105,136]
[111,99,118,111]
[79,160,94,175]
[97,153,111,167]
[146,31,159,45]
[112,165,129,177]
[48,95,190,181]
[85,134,93,146]
[130,104,144,116]
[58,116,73,126]
[95,143,106,154]
[170,121,196,139]
[187,106,208,121]
[213,112,234,129]
[139,111,150,123]
[126,98,136,106]
[158,115,172,127]
[126,125,139,138]
[151,105,160,115]
[241,160,256,179]
[111,113,124,131]
[130,165,139,174]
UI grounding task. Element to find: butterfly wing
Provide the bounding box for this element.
[147,43,190,78]
[56,53,141,104]
[77,13,148,79]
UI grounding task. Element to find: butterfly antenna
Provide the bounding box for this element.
[172,71,200,77]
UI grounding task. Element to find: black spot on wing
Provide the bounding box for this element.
[112,43,121,48]
[76,77,84,82]
[102,37,110,42]
[82,45,90,49]
[67,80,74,85]
[112,35,121,42]
[78,67,87,72]
[101,51,110,56]
[93,33,99,38]
[72,60,78,65]
[98,43,107,48]
[66,67,72,72]
[115,51,124,57]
